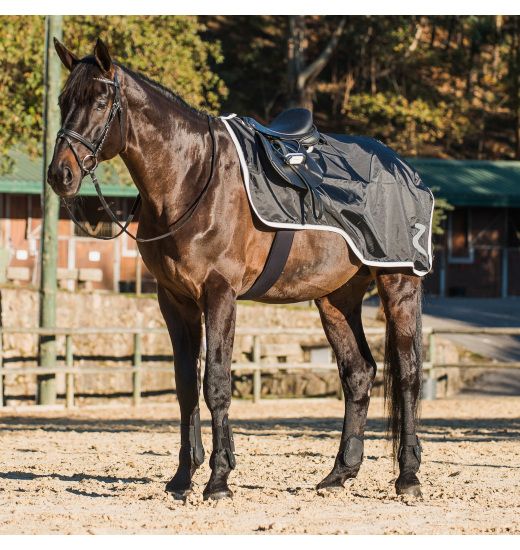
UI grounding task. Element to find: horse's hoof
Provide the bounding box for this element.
[317,466,359,491]
[203,488,233,501]
[396,484,422,498]
[316,479,344,491]
[317,483,344,493]
[165,479,193,496]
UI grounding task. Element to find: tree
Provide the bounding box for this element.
[287,15,346,110]
[0,15,228,174]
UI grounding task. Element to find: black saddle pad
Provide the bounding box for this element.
[221,115,434,276]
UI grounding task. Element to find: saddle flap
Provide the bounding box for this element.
[258,133,324,190]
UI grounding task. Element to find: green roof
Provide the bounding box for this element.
[3,150,520,207]
[410,158,520,207]
[0,150,138,198]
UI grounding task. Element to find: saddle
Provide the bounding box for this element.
[243,108,324,220]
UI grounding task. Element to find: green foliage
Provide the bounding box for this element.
[5,15,520,176]
[344,92,472,156]
[430,188,454,236]
[0,16,46,172]
[0,15,227,175]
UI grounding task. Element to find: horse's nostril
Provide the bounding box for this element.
[61,163,73,185]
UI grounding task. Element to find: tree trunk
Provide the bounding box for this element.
[493,15,503,78]
[287,15,346,111]
[287,15,307,108]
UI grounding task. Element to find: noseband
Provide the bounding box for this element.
[57,69,216,242]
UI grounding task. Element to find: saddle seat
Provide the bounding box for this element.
[244,108,320,147]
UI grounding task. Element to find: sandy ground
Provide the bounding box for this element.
[0,396,519,535]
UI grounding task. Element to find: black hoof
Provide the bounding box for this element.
[317,466,359,491]
[165,476,193,496]
[395,475,422,498]
[316,477,344,491]
[317,483,344,493]
[203,487,233,501]
[396,484,422,498]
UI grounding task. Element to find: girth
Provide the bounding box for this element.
[238,229,295,300]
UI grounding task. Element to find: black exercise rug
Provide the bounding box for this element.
[221,114,434,276]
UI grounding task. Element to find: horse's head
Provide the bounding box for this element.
[47,38,124,198]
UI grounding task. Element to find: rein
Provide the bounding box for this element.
[58,70,216,242]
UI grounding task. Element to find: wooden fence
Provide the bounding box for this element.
[1,326,519,408]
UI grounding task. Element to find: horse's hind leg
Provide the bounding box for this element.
[375,270,423,497]
[158,286,205,496]
[315,270,377,490]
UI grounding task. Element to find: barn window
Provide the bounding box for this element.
[448,208,474,263]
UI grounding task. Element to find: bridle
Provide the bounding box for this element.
[57,71,125,176]
[57,69,216,242]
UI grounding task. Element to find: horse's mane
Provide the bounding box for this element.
[60,55,207,118]
[117,61,207,118]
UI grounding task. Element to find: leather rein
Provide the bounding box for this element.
[57,70,216,242]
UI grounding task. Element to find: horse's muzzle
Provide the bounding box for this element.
[47,160,82,198]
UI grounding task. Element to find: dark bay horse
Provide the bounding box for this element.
[47,38,424,500]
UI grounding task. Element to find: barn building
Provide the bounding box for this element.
[1,152,520,298]
[0,151,154,293]
[413,158,520,298]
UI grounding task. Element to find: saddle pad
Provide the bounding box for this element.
[221,115,434,276]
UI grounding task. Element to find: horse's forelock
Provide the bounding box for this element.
[60,55,104,107]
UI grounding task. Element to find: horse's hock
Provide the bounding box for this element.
[0,287,465,403]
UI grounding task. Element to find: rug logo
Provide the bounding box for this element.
[412,223,427,257]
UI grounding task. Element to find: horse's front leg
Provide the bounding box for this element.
[158,286,205,496]
[202,272,237,500]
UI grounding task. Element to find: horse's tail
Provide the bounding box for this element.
[383,280,423,462]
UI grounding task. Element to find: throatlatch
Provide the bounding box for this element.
[339,435,364,468]
[180,409,205,467]
[213,415,236,469]
[398,434,422,463]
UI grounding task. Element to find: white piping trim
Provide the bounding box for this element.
[221,116,433,277]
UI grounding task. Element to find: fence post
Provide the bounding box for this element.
[133,333,142,406]
[65,334,74,409]
[252,335,261,403]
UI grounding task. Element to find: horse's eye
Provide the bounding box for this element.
[96,102,108,111]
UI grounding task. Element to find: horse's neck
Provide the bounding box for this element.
[119,69,210,222]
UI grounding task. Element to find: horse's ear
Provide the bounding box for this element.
[94,38,114,77]
[54,38,79,72]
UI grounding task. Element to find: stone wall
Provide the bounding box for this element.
[0,288,370,404]
[0,287,466,404]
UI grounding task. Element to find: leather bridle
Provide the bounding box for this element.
[58,71,125,177]
[57,69,216,242]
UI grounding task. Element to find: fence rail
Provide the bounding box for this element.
[0,326,519,408]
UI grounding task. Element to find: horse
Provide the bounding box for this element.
[47,38,425,501]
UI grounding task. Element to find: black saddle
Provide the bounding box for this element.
[243,108,324,220]
[244,108,320,147]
